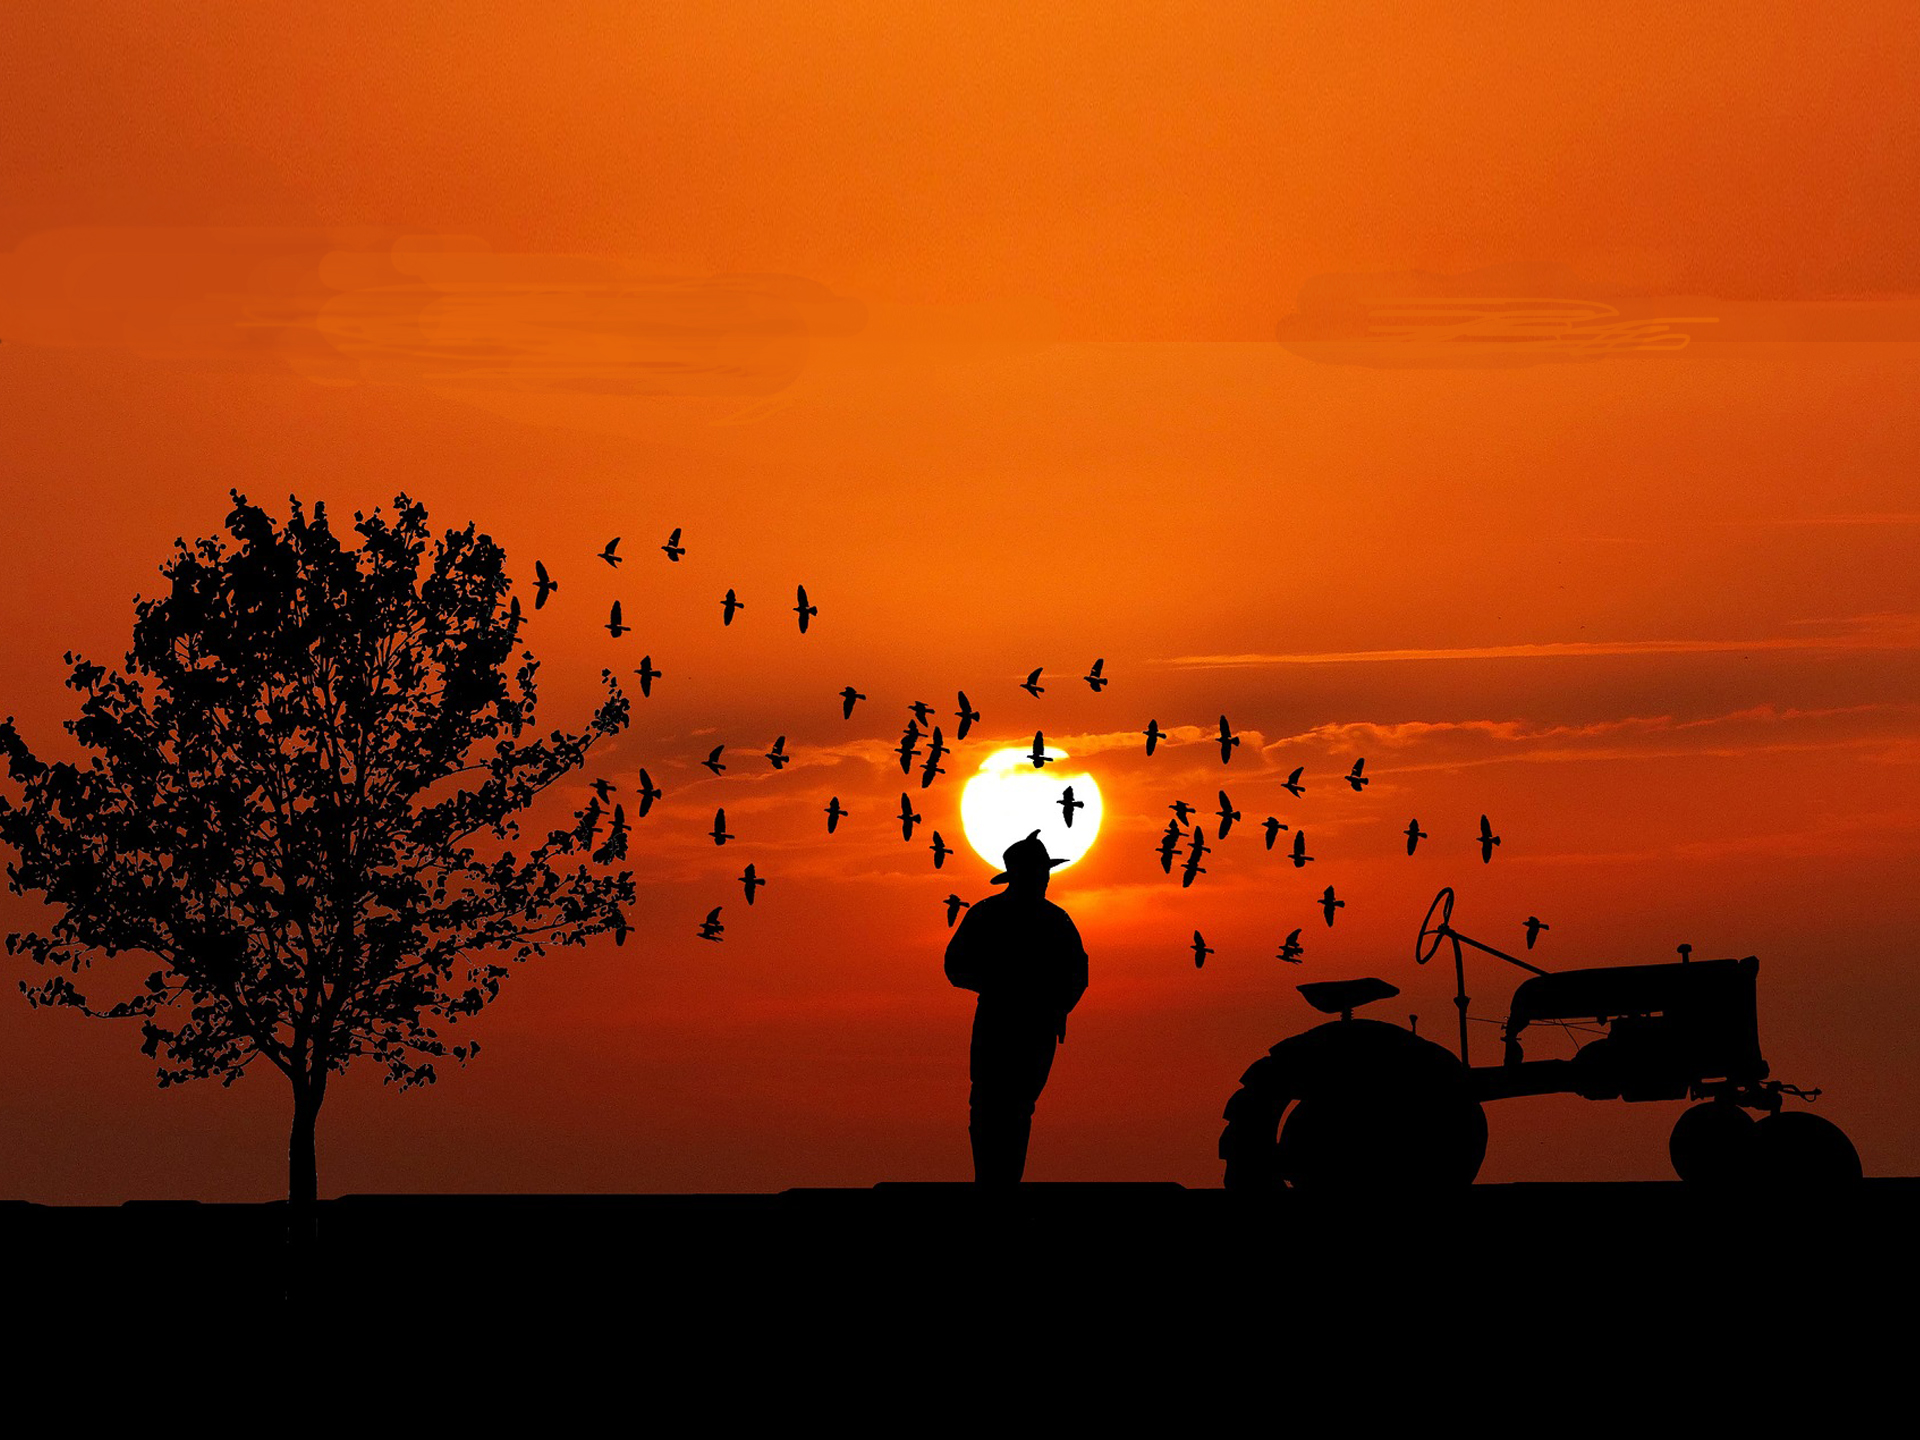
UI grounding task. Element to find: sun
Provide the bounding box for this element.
[959,747,1103,874]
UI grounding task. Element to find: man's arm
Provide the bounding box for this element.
[1057,914,1088,1017]
[944,905,986,992]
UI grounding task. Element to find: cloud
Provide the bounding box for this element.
[1276,263,1920,369]
[0,225,863,396]
[1267,703,1918,778]
[1275,263,1713,368]
[1162,613,1920,669]
[1722,514,1920,528]
[1529,807,1920,867]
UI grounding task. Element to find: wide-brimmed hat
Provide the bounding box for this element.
[990,830,1069,884]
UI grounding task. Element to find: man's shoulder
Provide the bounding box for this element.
[963,891,1008,918]
[962,891,1080,930]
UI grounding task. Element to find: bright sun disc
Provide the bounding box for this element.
[960,747,1102,875]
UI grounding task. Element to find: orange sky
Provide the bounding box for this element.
[2,2,1917,1201]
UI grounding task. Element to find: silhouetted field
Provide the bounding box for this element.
[10,1180,1911,1332]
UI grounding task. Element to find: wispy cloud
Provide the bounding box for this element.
[1263,703,1920,778]
[1275,263,1920,369]
[1275,263,1713,368]
[1162,614,1920,669]
[1722,514,1920,528]
[0,225,863,396]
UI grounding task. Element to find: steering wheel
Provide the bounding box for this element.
[1416,887,1455,965]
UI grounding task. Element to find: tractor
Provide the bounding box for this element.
[1218,888,1860,1192]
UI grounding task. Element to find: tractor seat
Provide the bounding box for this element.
[1298,977,1400,1018]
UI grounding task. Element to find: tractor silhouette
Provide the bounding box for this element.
[1219,888,1860,1192]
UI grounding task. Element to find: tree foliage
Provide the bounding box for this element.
[0,492,631,1200]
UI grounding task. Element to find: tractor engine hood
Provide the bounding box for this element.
[1508,955,1758,1026]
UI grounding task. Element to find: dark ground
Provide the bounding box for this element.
[11,1180,1913,1315]
[9,1181,1910,1412]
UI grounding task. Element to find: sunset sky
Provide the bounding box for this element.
[3,2,1917,1201]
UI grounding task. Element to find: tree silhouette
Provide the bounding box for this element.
[0,493,633,1207]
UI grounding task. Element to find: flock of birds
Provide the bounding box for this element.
[522,528,1538,968]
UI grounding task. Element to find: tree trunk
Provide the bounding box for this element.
[289,1086,321,1207]
[285,1080,323,1301]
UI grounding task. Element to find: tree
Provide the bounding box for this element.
[0,492,632,1207]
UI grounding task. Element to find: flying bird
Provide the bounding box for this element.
[1143,719,1164,756]
[611,909,629,948]
[533,560,557,609]
[662,528,685,562]
[1059,785,1085,828]
[1191,931,1212,969]
[765,736,789,770]
[1084,658,1108,692]
[895,725,922,775]
[1027,732,1053,769]
[1216,716,1240,764]
[908,700,935,727]
[929,832,952,869]
[739,864,766,905]
[1345,758,1368,792]
[721,589,745,626]
[1156,824,1182,874]
[710,808,734,846]
[634,656,661,697]
[840,686,866,719]
[591,778,617,803]
[898,793,922,842]
[636,769,662,817]
[1277,929,1304,964]
[1320,886,1345,926]
[955,691,980,740]
[1262,817,1287,850]
[597,537,622,567]
[1181,830,1208,888]
[504,596,524,644]
[602,806,633,864]
[594,804,628,864]
[1282,767,1305,797]
[1169,800,1196,826]
[794,585,818,633]
[825,797,847,833]
[702,745,726,776]
[1524,916,1549,950]
[944,894,971,928]
[1021,668,1045,698]
[605,601,630,638]
[1405,819,1427,855]
[1216,790,1240,840]
[1290,831,1313,868]
[697,906,724,942]
[919,728,948,789]
[1478,815,1502,864]
[576,796,603,847]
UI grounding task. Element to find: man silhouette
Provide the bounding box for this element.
[944,830,1088,1185]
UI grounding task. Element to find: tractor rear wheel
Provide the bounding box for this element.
[1219,1018,1486,1193]
[1275,1090,1487,1194]
[1669,1100,1756,1186]
[1751,1111,1861,1186]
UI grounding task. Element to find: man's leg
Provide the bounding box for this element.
[970,1008,1032,1185]
[970,1011,1056,1184]
[1005,1025,1056,1182]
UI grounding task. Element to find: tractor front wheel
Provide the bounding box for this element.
[1669,1100,1756,1186]
[1752,1111,1861,1186]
